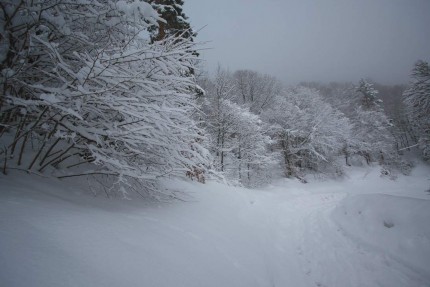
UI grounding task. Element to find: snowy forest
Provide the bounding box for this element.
[1,1,430,287]
[0,0,428,193]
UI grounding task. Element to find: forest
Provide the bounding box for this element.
[0,0,428,196]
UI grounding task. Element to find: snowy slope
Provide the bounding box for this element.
[333,194,430,275]
[1,165,429,287]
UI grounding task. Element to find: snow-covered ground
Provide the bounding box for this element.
[1,165,429,287]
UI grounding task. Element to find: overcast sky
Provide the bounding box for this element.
[184,0,430,85]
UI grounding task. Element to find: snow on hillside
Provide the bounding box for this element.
[333,194,430,275]
[1,165,429,287]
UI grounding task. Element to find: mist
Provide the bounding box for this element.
[185,0,430,85]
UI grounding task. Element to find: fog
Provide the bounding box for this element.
[184,0,430,85]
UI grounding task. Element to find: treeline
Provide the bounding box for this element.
[0,1,428,195]
[197,64,429,186]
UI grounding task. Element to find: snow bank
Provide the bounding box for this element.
[0,174,274,287]
[332,193,430,277]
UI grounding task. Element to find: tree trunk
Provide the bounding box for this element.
[220,134,225,172]
[238,142,241,183]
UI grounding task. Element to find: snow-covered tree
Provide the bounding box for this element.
[199,68,274,186]
[148,0,195,42]
[233,70,281,114]
[356,79,382,110]
[350,80,398,166]
[403,60,430,161]
[351,107,396,164]
[0,0,210,196]
[229,103,273,187]
[335,79,415,177]
[262,87,352,179]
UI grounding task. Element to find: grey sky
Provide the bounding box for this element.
[184,0,430,85]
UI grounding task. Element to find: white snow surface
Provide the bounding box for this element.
[1,165,430,287]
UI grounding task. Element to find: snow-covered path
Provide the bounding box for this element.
[260,192,428,287]
[1,166,430,287]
